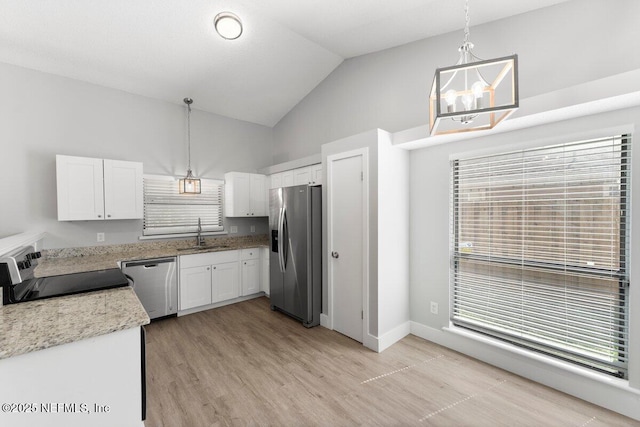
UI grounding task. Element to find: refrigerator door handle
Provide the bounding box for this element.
[278,207,285,272]
[282,208,288,270]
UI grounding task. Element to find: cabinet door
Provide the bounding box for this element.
[310,164,323,186]
[294,167,312,186]
[225,172,250,216]
[250,174,266,216]
[241,258,260,296]
[281,170,294,187]
[103,159,143,220]
[212,262,240,302]
[179,265,212,310]
[270,173,282,189]
[56,155,105,221]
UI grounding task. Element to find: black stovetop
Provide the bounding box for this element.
[3,268,129,304]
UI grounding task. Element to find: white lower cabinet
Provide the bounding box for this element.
[179,250,239,311]
[179,265,212,310]
[179,248,265,312]
[213,262,240,302]
[241,248,260,296]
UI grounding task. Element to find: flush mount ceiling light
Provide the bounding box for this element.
[179,98,201,194]
[214,12,243,40]
[429,0,518,136]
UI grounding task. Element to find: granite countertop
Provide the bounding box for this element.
[36,234,270,277]
[0,287,149,360]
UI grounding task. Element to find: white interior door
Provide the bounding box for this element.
[329,151,365,343]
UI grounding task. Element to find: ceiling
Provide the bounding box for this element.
[0,0,571,127]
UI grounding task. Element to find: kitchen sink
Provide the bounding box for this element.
[177,245,231,251]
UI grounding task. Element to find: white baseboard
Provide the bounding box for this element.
[378,321,411,353]
[320,313,331,329]
[410,321,640,422]
[362,321,411,353]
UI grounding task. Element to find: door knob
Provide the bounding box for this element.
[331,251,339,259]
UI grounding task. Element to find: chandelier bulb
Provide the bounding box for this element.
[444,90,457,113]
[461,93,475,111]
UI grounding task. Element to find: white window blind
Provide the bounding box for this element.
[143,175,224,236]
[451,135,630,377]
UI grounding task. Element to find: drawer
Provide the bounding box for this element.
[241,248,260,260]
[180,250,239,268]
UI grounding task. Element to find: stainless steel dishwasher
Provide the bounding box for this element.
[122,257,177,320]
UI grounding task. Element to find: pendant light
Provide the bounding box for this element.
[429,0,518,136]
[179,97,201,194]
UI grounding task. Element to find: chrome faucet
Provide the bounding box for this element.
[196,218,205,246]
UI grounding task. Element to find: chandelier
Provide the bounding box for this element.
[429,0,518,136]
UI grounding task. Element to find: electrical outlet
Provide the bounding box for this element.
[430,301,439,315]
[250,225,255,233]
[97,232,105,242]
[230,226,238,234]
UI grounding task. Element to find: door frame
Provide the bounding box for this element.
[326,147,369,345]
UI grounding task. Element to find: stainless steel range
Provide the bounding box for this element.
[1,245,129,305]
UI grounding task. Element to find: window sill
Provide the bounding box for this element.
[138,231,229,241]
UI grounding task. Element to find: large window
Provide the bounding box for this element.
[143,175,224,236]
[451,135,630,377]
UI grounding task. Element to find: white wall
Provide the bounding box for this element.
[377,131,410,345]
[410,106,640,419]
[0,62,273,248]
[273,0,640,162]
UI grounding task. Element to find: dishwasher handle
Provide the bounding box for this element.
[123,258,176,268]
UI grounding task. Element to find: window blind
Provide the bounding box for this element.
[143,175,224,236]
[451,135,630,377]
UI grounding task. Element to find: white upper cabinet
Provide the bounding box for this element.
[270,163,322,189]
[294,167,312,186]
[250,174,266,216]
[281,170,294,187]
[56,155,142,221]
[310,164,322,186]
[103,159,144,219]
[224,172,267,217]
[270,173,282,189]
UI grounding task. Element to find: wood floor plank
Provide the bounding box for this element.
[143,297,639,426]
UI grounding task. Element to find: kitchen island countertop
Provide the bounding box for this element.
[0,287,149,359]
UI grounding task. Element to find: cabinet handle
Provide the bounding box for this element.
[213,266,216,269]
[107,214,111,218]
[97,214,102,218]
[207,267,210,270]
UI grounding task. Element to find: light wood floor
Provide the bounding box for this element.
[144,297,639,426]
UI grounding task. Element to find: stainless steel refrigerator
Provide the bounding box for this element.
[269,185,321,327]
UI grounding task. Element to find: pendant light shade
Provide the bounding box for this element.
[179,169,201,194]
[179,97,201,194]
[429,0,519,136]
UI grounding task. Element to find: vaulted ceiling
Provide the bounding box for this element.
[0,0,571,126]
